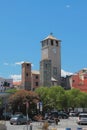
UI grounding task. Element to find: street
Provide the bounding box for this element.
[5,117,87,130]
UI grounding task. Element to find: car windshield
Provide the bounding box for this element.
[79,115,87,118]
[12,115,22,118]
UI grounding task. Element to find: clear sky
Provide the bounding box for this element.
[0,0,87,81]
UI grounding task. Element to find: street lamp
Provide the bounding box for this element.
[26,101,29,130]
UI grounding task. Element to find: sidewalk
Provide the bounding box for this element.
[31,122,87,130]
[0,121,7,130]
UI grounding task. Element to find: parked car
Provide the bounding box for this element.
[44,111,69,120]
[69,112,77,117]
[10,114,31,125]
[57,112,69,119]
[77,113,87,125]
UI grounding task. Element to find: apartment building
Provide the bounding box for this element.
[70,68,87,92]
[0,77,13,92]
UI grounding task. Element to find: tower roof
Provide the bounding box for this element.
[42,33,61,41]
[32,70,40,74]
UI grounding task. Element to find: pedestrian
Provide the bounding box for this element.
[55,117,60,125]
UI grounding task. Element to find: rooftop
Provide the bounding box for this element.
[32,70,40,74]
[42,33,61,41]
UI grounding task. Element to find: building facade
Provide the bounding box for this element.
[31,70,40,90]
[0,77,13,92]
[40,34,61,87]
[70,68,87,92]
[21,62,40,91]
[21,62,31,90]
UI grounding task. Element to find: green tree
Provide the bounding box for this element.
[77,92,87,108]
[65,88,87,109]
[35,87,50,112]
[5,88,18,93]
[48,86,66,110]
[35,86,67,112]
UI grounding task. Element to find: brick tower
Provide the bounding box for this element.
[22,62,31,90]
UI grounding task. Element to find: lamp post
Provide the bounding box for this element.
[26,101,29,130]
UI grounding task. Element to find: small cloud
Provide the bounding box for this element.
[66,4,70,8]
[10,74,21,82]
[15,61,34,67]
[15,61,24,65]
[61,69,73,77]
[3,62,9,65]
[31,64,34,67]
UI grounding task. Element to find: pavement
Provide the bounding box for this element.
[29,122,87,130]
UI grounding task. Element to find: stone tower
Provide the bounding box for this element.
[40,33,61,87]
[22,62,31,90]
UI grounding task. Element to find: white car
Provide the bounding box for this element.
[69,112,77,117]
[77,113,87,125]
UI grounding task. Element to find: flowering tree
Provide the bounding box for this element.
[8,89,39,115]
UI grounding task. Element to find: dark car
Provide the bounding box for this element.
[44,111,68,120]
[58,112,69,119]
[50,111,69,119]
[10,114,31,125]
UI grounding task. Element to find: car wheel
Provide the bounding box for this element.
[58,116,62,119]
[10,123,13,125]
[78,122,81,125]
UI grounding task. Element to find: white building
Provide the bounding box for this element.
[0,77,13,92]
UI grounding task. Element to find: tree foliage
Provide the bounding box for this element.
[35,86,87,112]
[8,89,39,115]
[8,87,87,115]
[65,88,87,108]
[35,86,67,111]
[5,88,18,93]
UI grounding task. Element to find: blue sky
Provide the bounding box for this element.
[0,0,87,81]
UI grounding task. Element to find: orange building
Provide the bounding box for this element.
[70,68,87,92]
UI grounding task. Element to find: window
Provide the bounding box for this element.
[51,40,53,45]
[36,82,38,86]
[47,40,48,45]
[73,80,75,82]
[26,73,28,77]
[53,67,57,76]
[56,41,58,46]
[42,42,45,47]
[84,76,87,79]
[27,64,29,66]
[45,64,47,68]
[36,75,38,79]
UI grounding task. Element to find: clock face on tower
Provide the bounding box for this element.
[42,48,48,59]
[52,47,56,53]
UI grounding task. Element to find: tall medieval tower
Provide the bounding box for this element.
[40,34,61,87]
[22,62,31,90]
